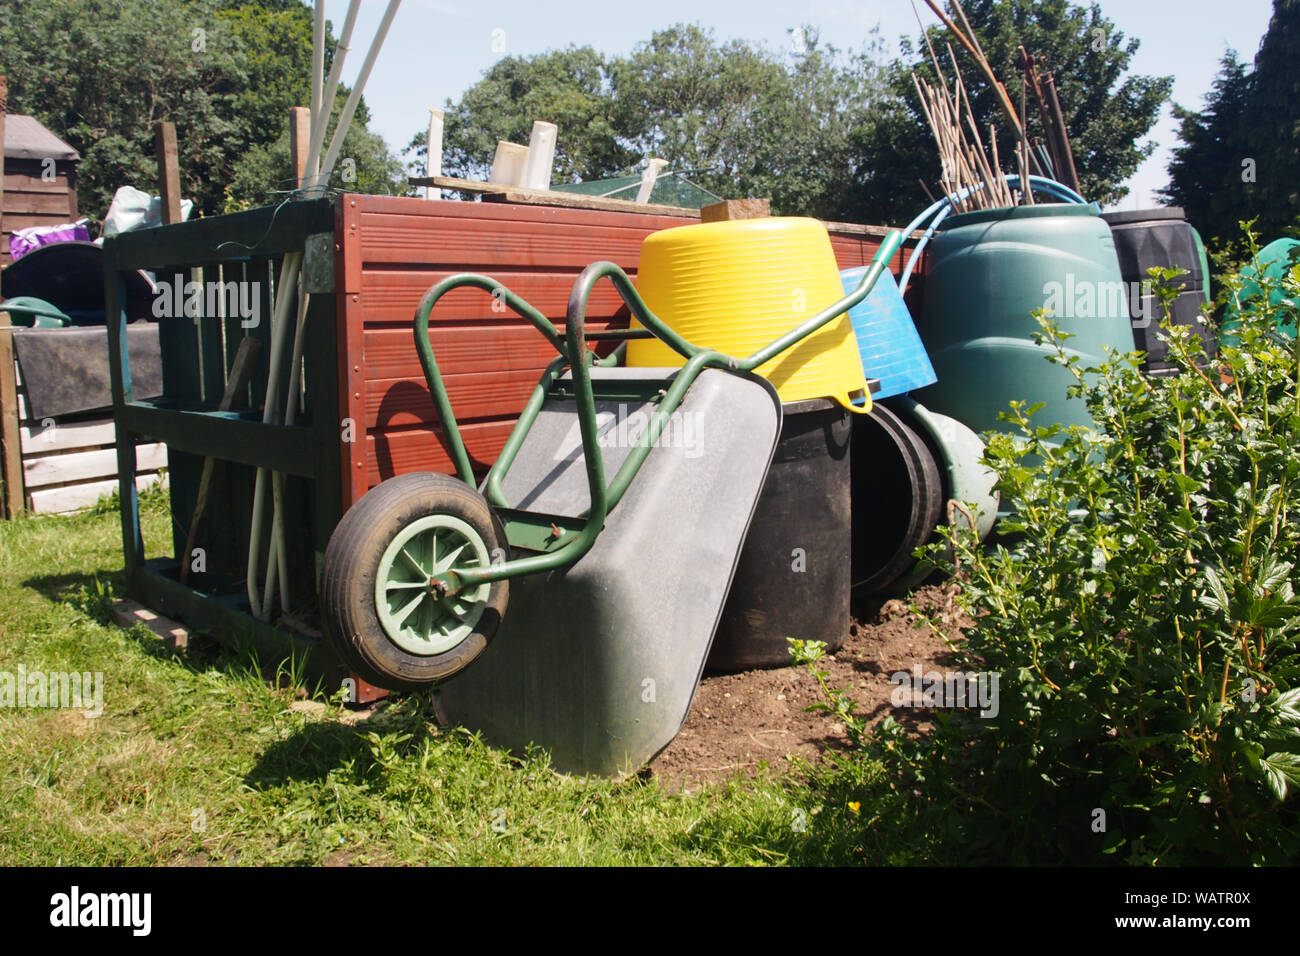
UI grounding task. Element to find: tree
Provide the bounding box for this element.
[1164,0,1300,246]
[1161,54,1253,247]
[408,46,633,185]
[0,0,404,222]
[612,25,889,218]
[411,25,891,220]
[217,1,407,207]
[850,0,1172,224]
[0,0,247,219]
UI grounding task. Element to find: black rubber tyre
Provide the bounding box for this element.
[850,402,944,595]
[321,472,509,691]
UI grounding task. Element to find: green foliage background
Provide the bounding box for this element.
[795,240,1300,864]
[414,1,1170,222]
[0,0,405,223]
[1164,0,1300,248]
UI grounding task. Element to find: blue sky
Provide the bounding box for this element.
[324,0,1277,214]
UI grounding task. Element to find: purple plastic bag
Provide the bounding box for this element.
[8,220,91,261]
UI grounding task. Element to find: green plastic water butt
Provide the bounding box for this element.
[914,204,1132,437]
[1223,237,1300,340]
[1192,226,1212,304]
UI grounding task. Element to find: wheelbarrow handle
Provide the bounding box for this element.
[564,229,906,372]
[740,229,904,370]
[566,262,703,362]
[413,273,564,486]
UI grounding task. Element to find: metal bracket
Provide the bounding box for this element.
[303,232,335,293]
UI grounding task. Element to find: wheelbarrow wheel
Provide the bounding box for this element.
[321,472,509,691]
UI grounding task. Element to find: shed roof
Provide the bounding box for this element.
[3,114,80,162]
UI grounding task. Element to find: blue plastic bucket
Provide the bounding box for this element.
[840,266,937,401]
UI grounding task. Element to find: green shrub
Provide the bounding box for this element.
[797,226,1300,865]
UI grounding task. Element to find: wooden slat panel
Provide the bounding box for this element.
[357,269,633,324]
[104,198,333,270]
[366,420,514,489]
[2,191,75,215]
[29,473,167,516]
[365,369,538,430]
[364,323,614,381]
[2,171,73,194]
[357,212,654,269]
[246,257,275,410]
[24,442,167,488]
[829,236,876,270]
[19,416,116,453]
[1,212,78,232]
[197,263,228,405]
[116,402,315,478]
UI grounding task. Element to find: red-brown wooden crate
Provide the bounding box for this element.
[366,420,514,487]
[340,194,924,506]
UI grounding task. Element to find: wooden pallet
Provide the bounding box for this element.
[410,175,702,218]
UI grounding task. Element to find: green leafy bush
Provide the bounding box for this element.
[797,226,1300,864]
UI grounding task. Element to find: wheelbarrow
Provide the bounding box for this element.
[320,229,904,697]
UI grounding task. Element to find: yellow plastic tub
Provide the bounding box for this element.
[625,217,871,411]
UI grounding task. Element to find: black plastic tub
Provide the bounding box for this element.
[1101,207,1216,375]
[707,398,851,672]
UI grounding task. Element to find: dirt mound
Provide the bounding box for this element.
[651,583,969,791]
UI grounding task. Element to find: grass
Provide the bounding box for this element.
[0,487,871,866]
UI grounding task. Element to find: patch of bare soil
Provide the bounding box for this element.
[650,582,970,792]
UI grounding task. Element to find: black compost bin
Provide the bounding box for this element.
[707,398,851,672]
[1101,207,1216,375]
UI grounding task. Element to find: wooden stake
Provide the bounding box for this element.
[0,75,7,265]
[425,107,444,199]
[0,312,22,519]
[0,78,18,520]
[289,106,312,189]
[1042,73,1081,193]
[154,121,182,225]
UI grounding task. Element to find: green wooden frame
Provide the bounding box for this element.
[103,198,345,680]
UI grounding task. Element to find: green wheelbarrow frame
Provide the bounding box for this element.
[410,228,904,598]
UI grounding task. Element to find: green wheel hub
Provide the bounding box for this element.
[374,514,492,656]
